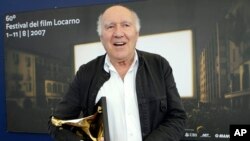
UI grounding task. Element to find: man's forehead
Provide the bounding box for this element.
[103,19,133,25]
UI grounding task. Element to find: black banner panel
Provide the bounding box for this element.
[4,0,250,140]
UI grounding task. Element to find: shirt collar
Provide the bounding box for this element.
[104,51,138,73]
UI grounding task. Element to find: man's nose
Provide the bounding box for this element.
[113,26,124,38]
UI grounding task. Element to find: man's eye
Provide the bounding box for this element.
[123,24,130,27]
[107,26,114,29]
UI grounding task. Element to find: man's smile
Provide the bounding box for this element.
[113,42,127,47]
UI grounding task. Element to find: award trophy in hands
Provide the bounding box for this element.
[51,97,109,141]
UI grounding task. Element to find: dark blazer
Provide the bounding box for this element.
[49,50,187,141]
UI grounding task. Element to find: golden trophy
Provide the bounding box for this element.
[51,97,109,141]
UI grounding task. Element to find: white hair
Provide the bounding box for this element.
[96,6,141,36]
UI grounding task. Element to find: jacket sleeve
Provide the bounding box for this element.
[144,57,187,141]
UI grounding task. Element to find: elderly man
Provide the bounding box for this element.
[49,5,187,141]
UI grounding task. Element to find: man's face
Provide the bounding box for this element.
[100,6,139,62]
